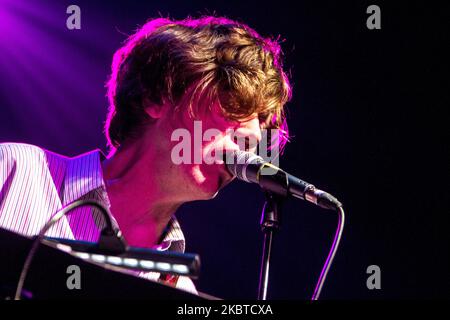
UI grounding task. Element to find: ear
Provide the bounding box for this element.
[144,99,166,120]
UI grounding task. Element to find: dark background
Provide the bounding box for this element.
[0,0,448,299]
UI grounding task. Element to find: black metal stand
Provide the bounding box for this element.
[257,192,283,300]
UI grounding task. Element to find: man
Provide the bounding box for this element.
[0,16,291,294]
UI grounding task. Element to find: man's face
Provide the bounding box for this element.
[154,103,262,201]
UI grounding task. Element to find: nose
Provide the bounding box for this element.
[233,117,262,151]
[232,135,259,153]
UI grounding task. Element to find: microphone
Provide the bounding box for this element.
[225,150,342,210]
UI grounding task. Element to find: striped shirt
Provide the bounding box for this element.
[0,142,197,294]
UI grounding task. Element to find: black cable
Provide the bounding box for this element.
[14,199,117,300]
[311,205,345,300]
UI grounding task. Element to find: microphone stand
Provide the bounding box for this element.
[257,191,283,300]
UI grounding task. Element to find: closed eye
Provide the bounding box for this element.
[233,134,261,152]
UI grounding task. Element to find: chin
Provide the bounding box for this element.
[201,172,235,199]
[190,166,232,200]
[196,177,223,200]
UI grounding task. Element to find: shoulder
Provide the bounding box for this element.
[0,142,68,166]
[0,143,69,182]
[0,142,45,158]
[0,142,47,163]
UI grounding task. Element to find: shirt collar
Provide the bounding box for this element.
[62,149,186,253]
[62,149,106,206]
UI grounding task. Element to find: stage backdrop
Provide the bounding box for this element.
[0,0,447,299]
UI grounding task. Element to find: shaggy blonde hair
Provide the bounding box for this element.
[105,16,292,151]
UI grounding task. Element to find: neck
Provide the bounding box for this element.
[101,138,182,248]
